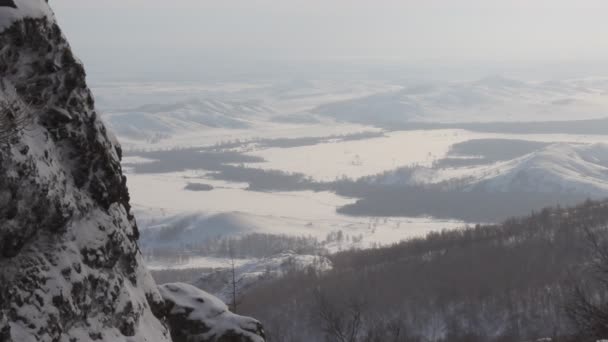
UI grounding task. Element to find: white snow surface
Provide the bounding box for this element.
[146,256,253,271]
[129,169,463,252]
[245,129,608,182]
[0,0,53,31]
[136,204,462,257]
[245,129,464,181]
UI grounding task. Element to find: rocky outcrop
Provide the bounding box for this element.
[0,5,171,342]
[0,1,17,9]
[159,283,265,342]
[0,2,264,342]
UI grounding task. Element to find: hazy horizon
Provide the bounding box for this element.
[51,0,608,82]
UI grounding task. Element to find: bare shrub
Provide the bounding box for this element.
[0,92,33,145]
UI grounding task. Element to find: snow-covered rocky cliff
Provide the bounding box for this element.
[0,2,264,341]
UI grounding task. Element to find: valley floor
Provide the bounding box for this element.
[95,78,608,300]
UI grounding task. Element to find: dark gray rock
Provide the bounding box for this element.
[159,283,265,342]
[0,0,16,9]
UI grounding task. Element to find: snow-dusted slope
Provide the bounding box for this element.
[470,143,608,195]
[193,252,332,303]
[105,99,272,141]
[139,212,260,249]
[401,143,608,196]
[315,76,608,124]
[0,4,265,342]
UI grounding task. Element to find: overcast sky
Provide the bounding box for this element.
[50,0,608,81]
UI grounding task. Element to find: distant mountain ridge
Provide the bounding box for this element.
[314,76,608,125]
[470,143,608,195]
[376,142,608,197]
[105,98,273,141]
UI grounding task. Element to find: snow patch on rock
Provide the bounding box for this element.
[0,0,53,31]
[159,283,265,342]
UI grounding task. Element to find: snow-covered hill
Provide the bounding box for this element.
[470,143,608,195]
[401,143,608,196]
[94,79,397,148]
[139,212,260,249]
[104,98,274,141]
[315,76,608,125]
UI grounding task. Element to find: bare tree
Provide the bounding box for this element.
[566,226,608,341]
[0,92,33,145]
[227,244,243,314]
[315,290,364,342]
[230,248,238,313]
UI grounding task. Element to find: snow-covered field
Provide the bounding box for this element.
[125,130,608,258]
[245,130,458,181]
[244,129,608,181]
[128,170,464,251]
[128,171,352,219]
[146,256,252,271]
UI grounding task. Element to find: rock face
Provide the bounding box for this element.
[159,284,265,342]
[0,1,17,9]
[0,2,265,342]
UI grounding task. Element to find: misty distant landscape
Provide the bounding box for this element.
[5,1,608,341]
[97,72,608,340]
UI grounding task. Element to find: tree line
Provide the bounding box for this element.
[235,199,608,342]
